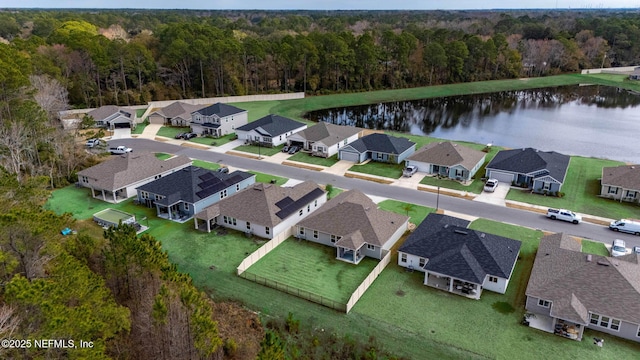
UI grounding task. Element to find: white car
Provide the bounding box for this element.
[86,138,100,148]
[403,165,418,177]
[611,239,627,257]
[546,208,582,224]
[483,179,499,192]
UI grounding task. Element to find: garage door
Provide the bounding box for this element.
[340,150,360,162]
[148,114,165,125]
[488,170,514,183]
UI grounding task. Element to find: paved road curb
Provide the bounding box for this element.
[282,160,325,171]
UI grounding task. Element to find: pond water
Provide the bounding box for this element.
[307,85,640,163]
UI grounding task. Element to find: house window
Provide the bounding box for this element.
[313,230,318,239]
[344,139,347,145]
[265,227,270,235]
[279,135,282,140]
[231,217,236,225]
[419,258,426,267]
[611,319,620,331]
[307,204,310,212]
[367,244,375,250]
[141,191,149,199]
[637,326,640,337]
[299,209,303,216]
[625,190,636,198]
[314,199,318,207]
[220,189,228,198]
[81,176,88,183]
[330,235,337,243]
[590,314,620,330]
[184,203,189,210]
[609,186,618,194]
[246,222,251,230]
[223,216,228,224]
[264,137,272,143]
[400,253,407,263]
[488,276,498,283]
[542,182,551,190]
[236,184,240,191]
[299,227,305,236]
[538,299,551,308]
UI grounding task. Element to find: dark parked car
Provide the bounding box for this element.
[182,133,197,140]
[282,145,290,153]
[288,146,299,154]
[174,132,187,139]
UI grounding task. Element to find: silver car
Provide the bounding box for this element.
[483,179,499,192]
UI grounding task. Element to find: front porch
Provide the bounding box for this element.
[424,273,481,299]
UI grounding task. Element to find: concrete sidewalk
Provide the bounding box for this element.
[473,183,510,206]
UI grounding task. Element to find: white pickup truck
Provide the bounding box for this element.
[546,208,582,224]
[109,145,133,155]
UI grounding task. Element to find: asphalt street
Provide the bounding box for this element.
[110,138,640,248]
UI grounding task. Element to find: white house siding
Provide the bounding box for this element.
[588,319,640,342]
[287,133,308,149]
[397,252,427,271]
[170,116,190,127]
[482,276,509,294]
[192,111,248,136]
[396,147,415,164]
[382,220,409,251]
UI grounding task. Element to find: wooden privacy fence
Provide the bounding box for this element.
[345,250,392,313]
[236,227,292,275]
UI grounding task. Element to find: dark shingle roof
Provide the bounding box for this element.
[344,133,415,155]
[194,102,246,117]
[297,190,409,249]
[236,114,306,137]
[399,214,521,284]
[486,148,570,183]
[136,166,254,206]
[601,165,640,191]
[526,233,640,325]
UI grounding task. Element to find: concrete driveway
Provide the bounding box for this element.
[473,183,510,206]
[111,128,131,139]
[322,160,354,175]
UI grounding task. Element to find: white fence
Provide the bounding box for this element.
[581,66,638,75]
[345,250,392,313]
[236,227,293,275]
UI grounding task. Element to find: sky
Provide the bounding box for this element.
[2,1,639,10]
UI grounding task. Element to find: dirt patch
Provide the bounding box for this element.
[282,160,324,171]
[225,150,260,159]
[181,142,210,150]
[210,301,263,360]
[344,172,393,184]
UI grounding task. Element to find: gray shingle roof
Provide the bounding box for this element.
[152,102,205,120]
[344,133,415,155]
[294,122,363,146]
[77,153,192,191]
[601,165,640,191]
[236,114,306,137]
[193,102,246,117]
[408,142,486,171]
[87,105,132,121]
[297,190,409,250]
[399,213,521,284]
[486,148,570,183]
[136,166,254,206]
[526,233,640,325]
[195,181,325,227]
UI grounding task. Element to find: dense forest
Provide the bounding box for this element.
[0,8,639,359]
[0,9,638,109]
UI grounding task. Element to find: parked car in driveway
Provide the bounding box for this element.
[288,146,299,154]
[403,165,418,177]
[483,179,499,192]
[174,132,187,139]
[546,208,582,224]
[216,167,229,174]
[182,133,197,140]
[611,239,627,257]
[282,145,290,153]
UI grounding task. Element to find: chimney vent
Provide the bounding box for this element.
[586,254,592,262]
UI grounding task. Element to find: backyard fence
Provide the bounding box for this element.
[345,250,392,313]
[238,271,347,313]
[236,227,292,275]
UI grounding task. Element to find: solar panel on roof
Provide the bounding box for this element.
[199,172,215,181]
[196,187,218,199]
[275,196,294,209]
[275,188,324,219]
[199,177,223,189]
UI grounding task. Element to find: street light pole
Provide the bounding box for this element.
[436,186,440,211]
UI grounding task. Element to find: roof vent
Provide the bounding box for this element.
[596,259,610,266]
[454,229,468,235]
[480,233,485,238]
[443,224,449,228]
[586,254,592,262]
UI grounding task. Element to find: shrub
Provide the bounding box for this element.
[223,338,238,357]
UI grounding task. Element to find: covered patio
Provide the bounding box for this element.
[335,233,365,265]
[88,187,128,203]
[193,204,221,232]
[424,272,482,300]
[523,313,584,341]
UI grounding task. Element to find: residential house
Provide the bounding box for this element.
[136,166,255,222]
[87,105,134,129]
[398,213,521,299]
[405,142,486,181]
[296,190,409,264]
[236,114,307,147]
[287,122,363,158]
[485,147,570,193]
[339,133,416,164]
[525,233,640,343]
[147,101,205,126]
[77,152,192,203]
[600,165,640,203]
[194,181,326,240]
[190,102,248,137]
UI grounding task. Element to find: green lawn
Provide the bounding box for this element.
[136,109,147,117]
[207,133,237,147]
[192,159,221,170]
[288,152,339,167]
[248,171,288,185]
[377,199,433,225]
[154,153,172,160]
[244,238,378,304]
[131,121,148,135]
[234,144,284,156]
[581,239,609,256]
[157,126,190,138]
[349,161,405,179]
[506,156,640,219]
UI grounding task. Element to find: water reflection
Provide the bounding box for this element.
[307,86,640,162]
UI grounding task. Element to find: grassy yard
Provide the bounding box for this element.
[192,159,221,170]
[506,156,640,219]
[233,144,284,157]
[248,171,288,185]
[154,153,172,160]
[581,239,610,256]
[349,161,405,179]
[377,199,433,225]
[131,121,148,135]
[244,238,378,304]
[157,126,190,138]
[288,152,339,167]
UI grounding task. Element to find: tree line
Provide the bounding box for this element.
[1,9,637,108]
